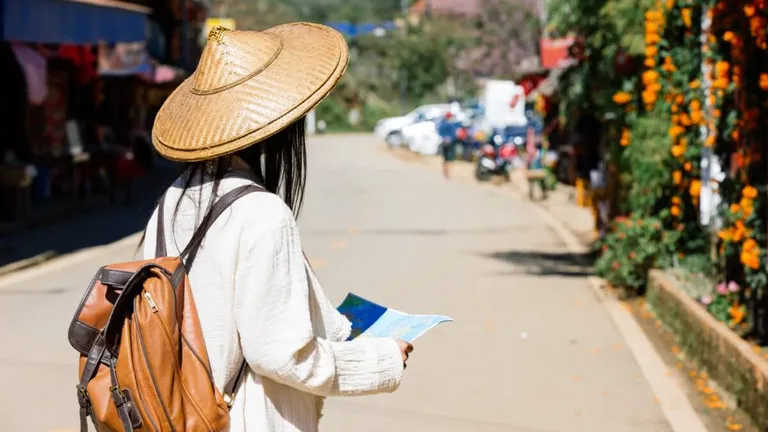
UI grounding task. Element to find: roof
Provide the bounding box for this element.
[409,0,481,17]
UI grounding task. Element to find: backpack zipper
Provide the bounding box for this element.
[132,317,161,432]
[144,292,158,312]
[148,291,215,431]
[135,310,176,432]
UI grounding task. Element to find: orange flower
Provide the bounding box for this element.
[732,223,746,242]
[663,57,677,73]
[684,162,692,172]
[620,129,631,147]
[682,8,692,28]
[691,110,704,124]
[613,91,633,105]
[719,228,733,242]
[675,94,685,105]
[741,239,761,270]
[715,61,730,77]
[642,70,660,85]
[731,203,741,214]
[666,0,674,10]
[671,145,685,157]
[714,77,730,89]
[760,73,768,91]
[730,304,746,325]
[745,5,756,17]
[645,58,657,68]
[705,134,716,147]
[669,125,685,138]
[714,109,722,118]
[732,129,740,141]
[724,31,736,42]
[645,45,659,58]
[689,180,701,197]
[679,113,692,126]
[671,205,681,217]
[673,171,683,185]
[642,90,658,105]
[740,197,754,217]
[689,99,701,111]
[743,185,758,199]
[689,79,701,89]
[645,32,662,45]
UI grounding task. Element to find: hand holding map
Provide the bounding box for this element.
[337,293,452,343]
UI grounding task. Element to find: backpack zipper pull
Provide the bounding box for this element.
[143,292,158,312]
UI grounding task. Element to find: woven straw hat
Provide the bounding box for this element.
[152,23,348,161]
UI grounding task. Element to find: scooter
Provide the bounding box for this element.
[475,134,511,182]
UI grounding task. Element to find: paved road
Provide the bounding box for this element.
[0,134,672,431]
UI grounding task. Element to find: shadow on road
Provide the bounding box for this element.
[0,165,182,269]
[482,249,596,278]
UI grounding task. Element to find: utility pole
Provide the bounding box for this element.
[400,0,409,114]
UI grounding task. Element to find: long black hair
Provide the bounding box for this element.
[142,117,307,254]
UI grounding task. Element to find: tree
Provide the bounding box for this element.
[455,0,543,79]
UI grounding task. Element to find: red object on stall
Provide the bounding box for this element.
[541,37,576,68]
[519,75,546,96]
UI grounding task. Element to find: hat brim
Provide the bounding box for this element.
[152,23,348,162]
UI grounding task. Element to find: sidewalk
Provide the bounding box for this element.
[509,169,596,246]
[0,164,181,273]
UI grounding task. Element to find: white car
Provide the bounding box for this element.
[374,104,453,147]
[403,120,441,155]
[402,110,473,155]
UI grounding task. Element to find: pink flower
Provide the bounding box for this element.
[716,282,728,295]
[700,295,713,306]
[727,281,740,293]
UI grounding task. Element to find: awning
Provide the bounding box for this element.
[2,0,150,44]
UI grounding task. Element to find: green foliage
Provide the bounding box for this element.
[622,114,673,216]
[595,215,679,292]
[315,97,351,131]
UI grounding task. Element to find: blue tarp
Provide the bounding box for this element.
[325,21,397,38]
[2,0,148,44]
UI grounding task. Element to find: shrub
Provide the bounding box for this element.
[595,215,679,293]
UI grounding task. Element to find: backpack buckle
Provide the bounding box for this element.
[223,393,234,409]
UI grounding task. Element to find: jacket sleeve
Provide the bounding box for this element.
[233,216,404,397]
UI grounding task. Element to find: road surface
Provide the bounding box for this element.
[0,134,673,431]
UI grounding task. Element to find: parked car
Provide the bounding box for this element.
[402,109,472,156]
[403,120,441,155]
[375,104,453,148]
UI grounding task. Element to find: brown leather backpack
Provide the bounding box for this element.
[69,185,263,431]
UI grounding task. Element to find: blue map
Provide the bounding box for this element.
[337,293,452,342]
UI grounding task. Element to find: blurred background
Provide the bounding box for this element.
[3,1,768,431]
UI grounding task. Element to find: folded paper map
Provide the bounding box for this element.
[337,293,452,342]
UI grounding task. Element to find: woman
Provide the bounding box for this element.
[143,24,412,431]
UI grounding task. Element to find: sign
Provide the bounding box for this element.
[541,37,576,69]
[202,18,236,44]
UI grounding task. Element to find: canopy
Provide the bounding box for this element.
[2,0,149,44]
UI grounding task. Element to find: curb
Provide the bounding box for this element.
[506,174,709,432]
[0,250,57,277]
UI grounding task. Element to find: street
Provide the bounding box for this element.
[0,134,672,431]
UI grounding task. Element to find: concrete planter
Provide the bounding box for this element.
[647,269,768,427]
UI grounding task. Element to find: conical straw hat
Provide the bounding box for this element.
[152,23,348,161]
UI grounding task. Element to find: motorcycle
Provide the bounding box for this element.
[475,134,511,182]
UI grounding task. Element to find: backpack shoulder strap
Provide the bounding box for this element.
[155,184,266,404]
[180,184,266,270]
[155,193,168,257]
